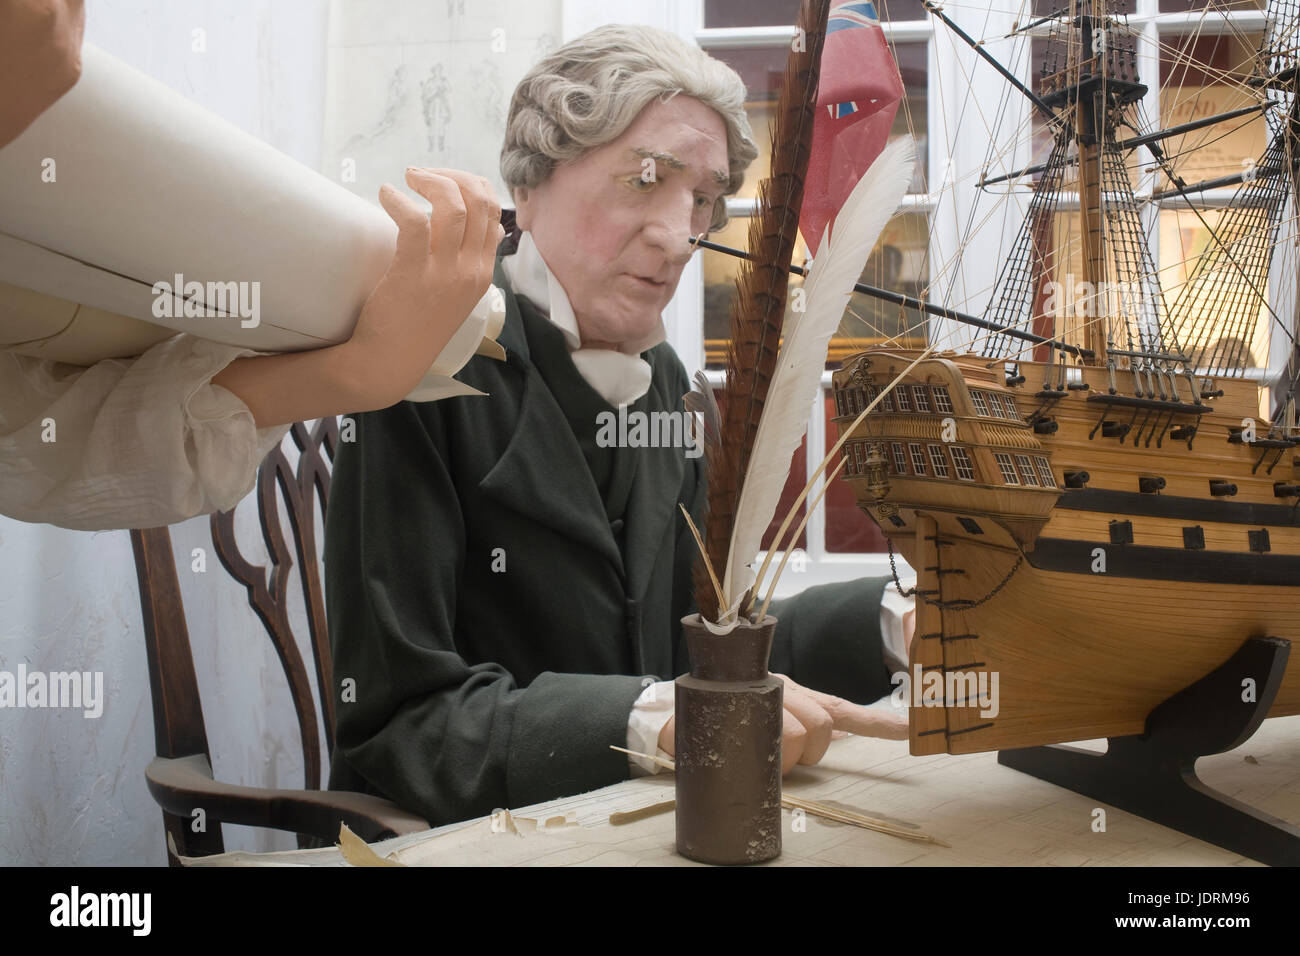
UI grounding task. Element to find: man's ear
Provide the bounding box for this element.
[513,185,535,231]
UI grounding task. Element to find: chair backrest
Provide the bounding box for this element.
[129,417,339,853]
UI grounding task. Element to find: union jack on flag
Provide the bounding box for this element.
[800,0,905,254]
[827,1,881,32]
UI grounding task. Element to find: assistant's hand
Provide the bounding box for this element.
[0,0,86,148]
[343,167,504,409]
[657,673,908,775]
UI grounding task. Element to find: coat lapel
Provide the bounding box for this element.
[620,354,686,602]
[477,259,623,575]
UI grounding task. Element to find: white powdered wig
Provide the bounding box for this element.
[500,24,759,231]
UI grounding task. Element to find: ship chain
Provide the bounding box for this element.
[888,537,1024,610]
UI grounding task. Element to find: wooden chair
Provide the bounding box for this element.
[129,417,429,865]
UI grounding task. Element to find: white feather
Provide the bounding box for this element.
[720,137,917,620]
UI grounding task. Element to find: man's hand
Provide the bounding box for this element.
[0,0,86,148]
[658,673,908,775]
[343,167,504,409]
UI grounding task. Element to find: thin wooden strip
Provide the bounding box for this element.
[609,801,677,826]
[781,793,950,847]
[607,746,949,847]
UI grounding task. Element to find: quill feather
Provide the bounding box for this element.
[721,136,917,618]
[695,0,831,621]
[683,370,722,459]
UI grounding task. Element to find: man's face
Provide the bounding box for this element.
[514,94,729,349]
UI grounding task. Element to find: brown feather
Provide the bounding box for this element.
[694,0,831,621]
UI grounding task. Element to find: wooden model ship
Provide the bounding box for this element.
[832,0,1300,758]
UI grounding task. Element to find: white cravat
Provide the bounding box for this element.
[501,231,664,406]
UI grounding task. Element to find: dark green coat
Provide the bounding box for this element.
[325,258,894,826]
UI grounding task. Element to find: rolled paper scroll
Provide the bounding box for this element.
[0,43,502,395]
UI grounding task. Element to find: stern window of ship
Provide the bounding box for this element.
[999,393,1020,420]
[1015,454,1040,486]
[835,390,847,417]
[912,384,932,412]
[895,386,913,412]
[951,446,976,480]
[1034,456,1055,486]
[995,453,1020,484]
[931,385,954,413]
[970,390,990,416]
[986,392,1008,419]
[892,442,908,474]
[909,443,928,475]
[928,444,951,477]
[881,389,895,412]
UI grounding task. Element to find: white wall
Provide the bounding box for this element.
[322,0,561,208]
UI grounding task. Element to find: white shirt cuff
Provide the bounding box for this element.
[626,680,675,776]
[879,574,916,676]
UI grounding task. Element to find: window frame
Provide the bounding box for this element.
[950,445,976,480]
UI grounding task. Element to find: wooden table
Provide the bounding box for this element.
[187,714,1300,866]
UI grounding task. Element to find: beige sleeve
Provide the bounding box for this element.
[0,333,289,531]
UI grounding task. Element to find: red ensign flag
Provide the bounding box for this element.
[801,1,906,254]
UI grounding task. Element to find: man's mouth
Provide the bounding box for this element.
[628,274,668,291]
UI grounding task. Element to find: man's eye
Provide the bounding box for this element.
[695,195,714,209]
[626,176,656,191]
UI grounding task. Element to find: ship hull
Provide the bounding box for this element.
[832,349,1300,755]
[890,511,1300,755]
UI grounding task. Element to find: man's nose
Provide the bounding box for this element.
[642,193,697,265]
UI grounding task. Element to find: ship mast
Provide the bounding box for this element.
[1072,3,1108,364]
[1035,0,1147,367]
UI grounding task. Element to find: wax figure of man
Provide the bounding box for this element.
[0,0,502,530]
[325,24,917,827]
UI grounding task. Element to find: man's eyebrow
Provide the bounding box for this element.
[629,148,729,189]
[630,147,686,170]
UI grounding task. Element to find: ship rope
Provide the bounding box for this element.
[887,537,1025,610]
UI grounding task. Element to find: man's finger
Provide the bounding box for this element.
[781,682,834,765]
[781,709,806,775]
[778,674,909,741]
[830,702,909,740]
[377,183,432,272]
